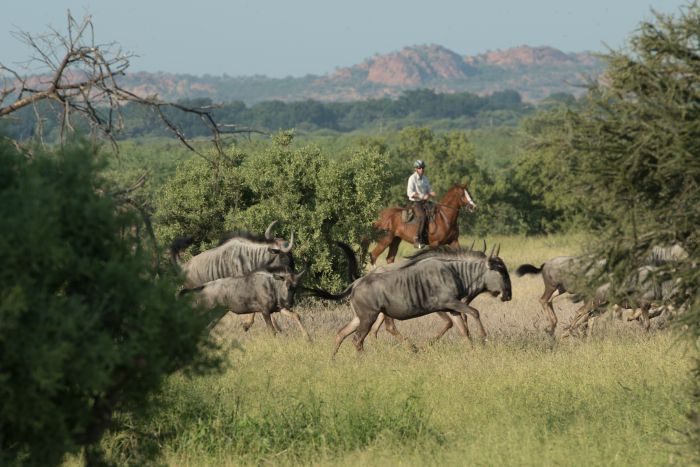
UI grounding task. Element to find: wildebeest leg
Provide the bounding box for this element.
[205,309,230,332]
[383,316,418,352]
[447,300,487,341]
[370,312,385,338]
[449,312,473,342]
[333,316,360,356]
[428,312,453,343]
[370,233,397,265]
[564,301,592,338]
[260,312,278,336]
[638,303,651,332]
[242,313,280,332]
[539,285,559,335]
[241,313,256,331]
[352,315,376,353]
[385,237,402,264]
[280,308,311,342]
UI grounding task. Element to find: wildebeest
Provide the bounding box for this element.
[514,256,600,335]
[180,266,308,339]
[516,243,688,335]
[171,221,295,288]
[563,264,678,336]
[171,221,295,332]
[368,240,491,344]
[310,247,512,355]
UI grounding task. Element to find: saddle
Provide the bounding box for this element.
[401,202,436,224]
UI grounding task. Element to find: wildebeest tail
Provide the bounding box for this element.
[170,235,195,266]
[335,241,360,281]
[179,285,204,297]
[515,263,543,276]
[299,284,353,301]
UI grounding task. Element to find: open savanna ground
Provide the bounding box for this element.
[96,235,694,466]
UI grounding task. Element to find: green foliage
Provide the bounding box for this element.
[4,89,535,141]
[155,132,388,289]
[153,147,247,250]
[511,5,700,459]
[0,140,219,465]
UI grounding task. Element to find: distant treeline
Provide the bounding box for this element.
[0,89,566,140]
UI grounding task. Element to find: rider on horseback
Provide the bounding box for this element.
[406,159,436,249]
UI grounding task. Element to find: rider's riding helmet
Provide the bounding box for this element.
[413,159,426,169]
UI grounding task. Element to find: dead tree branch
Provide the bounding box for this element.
[0,11,256,159]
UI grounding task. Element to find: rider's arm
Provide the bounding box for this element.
[407,176,420,200]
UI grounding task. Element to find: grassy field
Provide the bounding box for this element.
[97,235,695,466]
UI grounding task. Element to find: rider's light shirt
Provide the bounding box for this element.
[407,172,433,201]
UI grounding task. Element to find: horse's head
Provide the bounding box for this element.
[458,184,477,212]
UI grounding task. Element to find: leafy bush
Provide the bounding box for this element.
[155,132,388,289]
[0,140,219,465]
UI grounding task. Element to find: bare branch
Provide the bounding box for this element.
[0,11,250,159]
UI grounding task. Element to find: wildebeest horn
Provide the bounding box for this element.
[482,239,487,254]
[469,239,475,251]
[489,244,496,259]
[280,232,294,253]
[265,220,278,240]
[295,268,306,281]
[495,243,500,257]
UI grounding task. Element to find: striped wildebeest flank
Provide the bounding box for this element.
[170,221,295,288]
[179,267,309,339]
[310,246,512,355]
[369,239,490,345]
[171,221,295,332]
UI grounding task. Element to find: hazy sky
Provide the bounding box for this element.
[1,1,692,78]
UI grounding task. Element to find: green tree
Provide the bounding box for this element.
[517,5,700,459]
[0,140,219,465]
[155,132,388,289]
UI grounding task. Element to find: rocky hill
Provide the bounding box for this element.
[116,44,605,104]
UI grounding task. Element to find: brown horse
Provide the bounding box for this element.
[368,183,477,264]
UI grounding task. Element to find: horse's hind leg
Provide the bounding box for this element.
[370,233,396,265]
[385,237,402,264]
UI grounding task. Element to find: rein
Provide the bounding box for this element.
[434,201,462,212]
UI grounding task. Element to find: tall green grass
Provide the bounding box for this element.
[83,235,693,466]
[94,330,691,466]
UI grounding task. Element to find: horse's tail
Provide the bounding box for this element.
[516,263,543,277]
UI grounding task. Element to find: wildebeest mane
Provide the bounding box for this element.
[217,230,276,246]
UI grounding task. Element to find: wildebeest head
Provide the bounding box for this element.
[484,244,512,301]
[271,267,306,309]
[263,220,295,263]
[459,183,477,213]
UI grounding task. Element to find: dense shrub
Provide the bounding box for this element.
[0,140,219,465]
